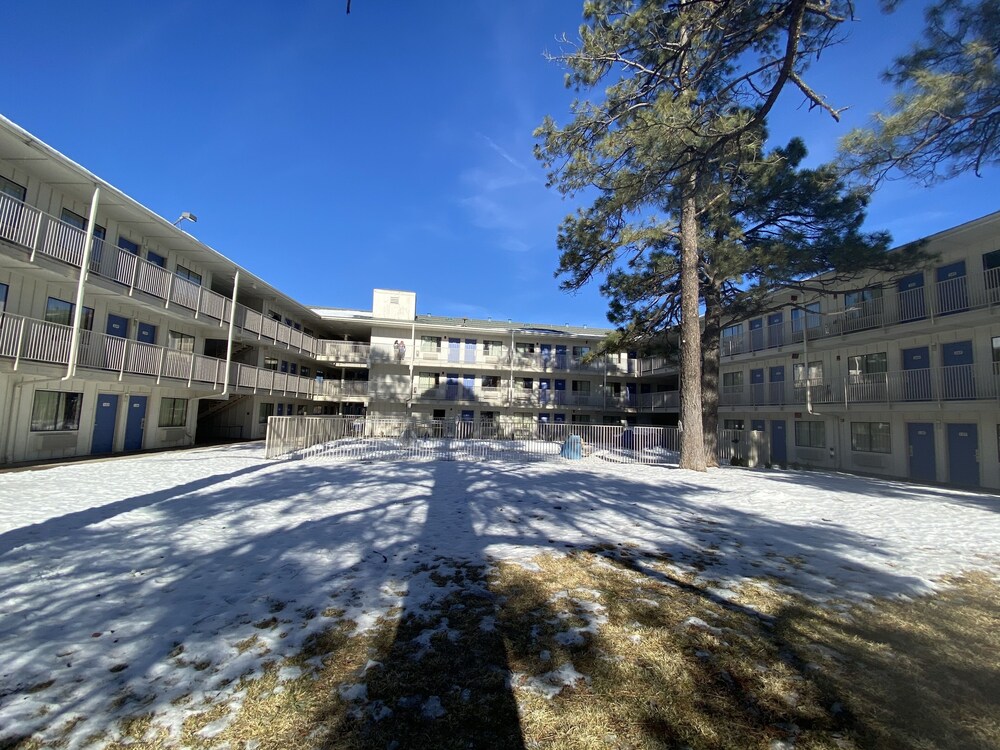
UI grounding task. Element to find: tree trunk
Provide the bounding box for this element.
[678,185,707,470]
[701,285,722,468]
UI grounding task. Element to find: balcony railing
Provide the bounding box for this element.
[0,312,317,398]
[719,363,1000,407]
[316,340,372,364]
[0,192,318,358]
[718,268,1000,358]
[410,345,630,374]
[315,380,370,399]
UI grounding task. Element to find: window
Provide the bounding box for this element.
[269,311,282,322]
[515,342,535,354]
[844,287,883,308]
[848,352,888,378]
[724,419,745,431]
[722,323,742,339]
[60,208,106,241]
[300,366,310,378]
[259,403,274,424]
[483,340,503,355]
[571,414,591,424]
[482,375,501,388]
[118,236,140,255]
[793,360,824,385]
[572,345,591,357]
[572,380,591,393]
[159,398,189,427]
[418,372,440,389]
[167,331,195,352]
[263,357,278,371]
[289,363,297,375]
[147,250,166,268]
[30,390,83,431]
[45,297,94,330]
[421,335,442,352]
[794,420,826,448]
[992,336,1000,372]
[722,371,743,391]
[1,175,26,202]
[790,302,820,332]
[983,249,1000,288]
[175,265,202,286]
[0,282,7,313]
[518,377,533,389]
[851,422,891,453]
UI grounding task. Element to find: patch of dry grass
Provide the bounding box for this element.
[6,554,999,750]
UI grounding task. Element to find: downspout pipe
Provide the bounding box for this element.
[219,270,240,398]
[63,186,100,381]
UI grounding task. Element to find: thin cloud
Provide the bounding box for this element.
[477,132,532,175]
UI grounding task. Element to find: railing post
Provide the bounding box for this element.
[12,317,26,370]
[194,286,202,319]
[188,352,196,387]
[156,347,165,384]
[119,338,129,381]
[29,213,43,262]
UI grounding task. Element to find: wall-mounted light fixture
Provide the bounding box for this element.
[172,211,198,227]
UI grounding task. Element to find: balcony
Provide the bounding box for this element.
[315,340,371,364]
[0,192,319,358]
[719,363,1000,408]
[719,268,1000,358]
[0,312,316,398]
[315,380,370,399]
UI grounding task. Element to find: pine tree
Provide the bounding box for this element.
[842,0,1000,182]
[536,0,857,470]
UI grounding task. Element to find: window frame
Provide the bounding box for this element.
[794,420,826,448]
[258,402,275,424]
[45,296,94,330]
[30,390,83,432]
[158,397,189,428]
[175,264,202,286]
[850,421,891,453]
[167,330,195,352]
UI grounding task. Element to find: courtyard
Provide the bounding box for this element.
[1,444,998,749]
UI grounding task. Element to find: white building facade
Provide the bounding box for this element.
[1,114,997,489]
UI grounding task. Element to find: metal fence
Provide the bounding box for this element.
[265,415,679,464]
[265,415,753,466]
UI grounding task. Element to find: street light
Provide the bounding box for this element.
[172,211,198,227]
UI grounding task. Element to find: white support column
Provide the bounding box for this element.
[219,271,240,398]
[63,186,100,381]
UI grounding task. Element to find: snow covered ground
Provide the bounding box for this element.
[1,443,998,747]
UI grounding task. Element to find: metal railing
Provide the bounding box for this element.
[265,415,681,464]
[0,191,318,357]
[719,363,1000,407]
[0,312,318,397]
[315,340,371,363]
[715,268,1000,359]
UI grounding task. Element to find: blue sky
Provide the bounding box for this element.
[2,1,997,328]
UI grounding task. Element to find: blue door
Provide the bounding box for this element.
[136,322,156,345]
[91,393,119,454]
[124,395,147,452]
[555,345,567,369]
[941,340,974,399]
[750,368,764,405]
[464,339,476,363]
[446,373,459,400]
[540,344,552,370]
[767,312,783,348]
[749,318,763,351]
[902,346,932,400]
[106,314,128,338]
[936,260,968,314]
[539,378,551,405]
[907,423,936,484]
[768,366,784,404]
[554,379,566,405]
[897,272,926,322]
[462,374,475,400]
[947,423,979,486]
[448,338,461,362]
[771,420,787,466]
